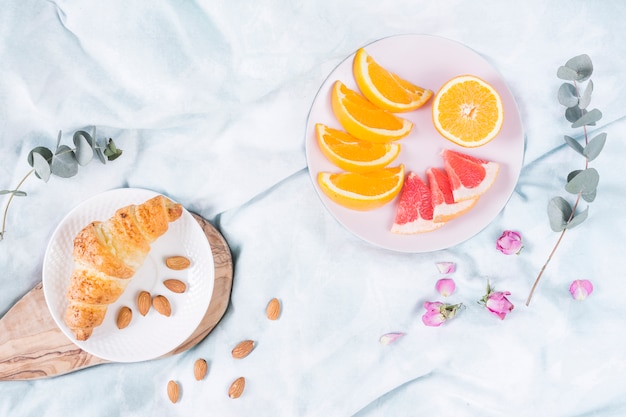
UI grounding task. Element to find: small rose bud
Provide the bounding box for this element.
[496,230,523,255]
[479,283,514,320]
[435,278,456,297]
[569,279,593,300]
[421,301,462,327]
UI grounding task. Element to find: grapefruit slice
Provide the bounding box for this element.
[441,149,500,202]
[391,171,444,234]
[426,167,478,223]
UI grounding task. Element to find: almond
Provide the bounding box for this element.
[167,380,180,403]
[116,306,132,329]
[153,295,172,317]
[228,377,245,399]
[231,340,255,359]
[193,358,208,381]
[137,291,151,316]
[266,297,281,320]
[163,279,187,294]
[165,256,191,270]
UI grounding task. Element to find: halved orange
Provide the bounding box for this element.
[353,48,433,113]
[426,166,478,223]
[432,75,504,148]
[391,171,444,234]
[441,149,499,202]
[316,123,401,173]
[317,164,404,211]
[331,80,413,143]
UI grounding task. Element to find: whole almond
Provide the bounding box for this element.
[153,295,172,317]
[266,297,281,320]
[165,256,191,270]
[228,377,245,399]
[116,306,132,329]
[163,279,187,294]
[193,358,208,381]
[231,340,255,359]
[167,380,180,403]
[137,291,151,316]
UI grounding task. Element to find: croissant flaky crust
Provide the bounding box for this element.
[64,195,183,341]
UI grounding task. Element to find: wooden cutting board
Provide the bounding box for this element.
[0,213,233,381]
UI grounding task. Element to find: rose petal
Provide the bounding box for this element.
[569,279,593,300]
[379,332,405,345]
[436,262,456,274]
[435,278,456,297]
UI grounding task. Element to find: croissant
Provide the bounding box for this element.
[64,195,183,341]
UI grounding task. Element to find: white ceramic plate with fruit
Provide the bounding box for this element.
[305,34,524,253]
[42,188,214,362]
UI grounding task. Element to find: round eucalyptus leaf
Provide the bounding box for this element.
[557,66,578,81]
[578,80,593,109]
[564,54,593,81]
[29,149,52,182]
[564,135,584,156]
[557,83,578,108]
[583,132,606,162]
[51,145,79,178]
[27,146,53,167]
[565,106,582,123]
[73,131,95,166]
[567,170,583,183]
[582,189,596,203]
[565,168,599,195]
[547,196,571,232]
[571,108,602,128]
[566,207,589,229]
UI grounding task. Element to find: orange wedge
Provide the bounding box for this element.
[391,171,444,234]
[441,149,499,202]
[353,48,433,112]
[316,123,401,173]
[426,166,478,223]
[432,75,504,147]
[331,80,413,143]
[317,165,404,211]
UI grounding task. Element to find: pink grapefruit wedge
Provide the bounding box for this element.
[441,149,499,202]
[426,167,478,223]
[391,171,444,234]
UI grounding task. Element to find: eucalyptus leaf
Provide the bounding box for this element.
[55,130,62,152]
[557,83,578,108]
[579,80,593,109]
[563,54,593,81]
[104,139,123,161]
[29,150,52,182]
[564,135,584,156]
[566,207,589,229]
[582,189,596,203]
[572,108,602,128]
[557,66,578,81]
[567,170,583,183]
[583,132,606,161]
[50,145,78,178]
[0,190,27,196]
[547,196,572,232]
[73,131,94,166]
[565,168,599,195]
[565,106,582,123]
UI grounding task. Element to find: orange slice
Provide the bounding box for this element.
[426,166,478,222]
[432,75,504,147]
[353,48,433,113]
[441,149,499,202]
[317,165,404,211]
[391,171,444,234]
[331,80,413,143]
[316,123,401,173]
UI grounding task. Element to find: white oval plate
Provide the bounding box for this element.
[42,188,214,362]
[305,34,525,253]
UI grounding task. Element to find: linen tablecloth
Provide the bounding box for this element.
[2,1,626,416]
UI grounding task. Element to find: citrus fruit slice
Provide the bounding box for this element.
[317,165,405,211]
[391,171,444,234]
[316,123,401,173]
[432,75,504,147]
[353,48,433,113]
[331,80,413,143]
[441,149,500,202]
[426,166,478,223]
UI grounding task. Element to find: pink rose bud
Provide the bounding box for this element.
[421,301,462,327]
[435,278,456,297]
[479,283,514,320]
[569,279,593,300]
[496,230,523,255]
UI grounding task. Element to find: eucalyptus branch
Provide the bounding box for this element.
[0,128,122,241]
[526,55,605,305]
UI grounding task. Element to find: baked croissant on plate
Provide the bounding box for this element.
[64,195,183,341]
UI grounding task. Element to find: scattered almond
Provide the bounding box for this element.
[137,291,151,316]
[116,306,132,329]
[165,256,191,270]
[164,279,187,294]
[231,340,255,359]
[228,377,245,399]
[266,297,281,320]
[194,358,208,381]
[167,380,180,403]
[153,295,172,317]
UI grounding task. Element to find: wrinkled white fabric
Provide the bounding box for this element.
[1,1,626,416]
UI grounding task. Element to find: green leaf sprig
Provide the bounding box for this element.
[0,128,122,241]
[526,55,605,305]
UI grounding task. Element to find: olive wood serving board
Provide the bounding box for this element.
[0,213,233,381]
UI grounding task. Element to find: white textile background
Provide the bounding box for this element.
[1,1,626,416]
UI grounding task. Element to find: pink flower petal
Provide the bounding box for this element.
[436,262,456,274]
[379,332,405,345]
[435,278,456,297]
[569,279,593,300]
